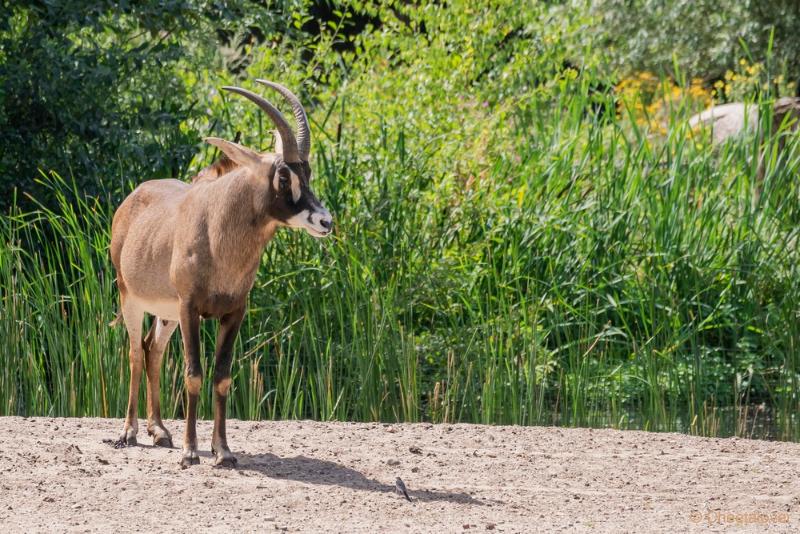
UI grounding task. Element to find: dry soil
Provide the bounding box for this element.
[0,417,799,532]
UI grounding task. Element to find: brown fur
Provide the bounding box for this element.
[110,162,278,464]
[189,155,240,184]
[111,159,279,318]
[110,79,332,467]
[110,137,330,467]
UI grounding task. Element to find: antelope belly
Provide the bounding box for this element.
[130,295,180,322]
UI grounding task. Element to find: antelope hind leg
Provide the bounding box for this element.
[144,317,179,447]
[117,297,145,447]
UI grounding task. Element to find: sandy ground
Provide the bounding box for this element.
[1,418,799,533]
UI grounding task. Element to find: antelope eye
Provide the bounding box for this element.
[278,171,289,189]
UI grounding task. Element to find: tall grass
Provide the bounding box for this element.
[2,85,799,441]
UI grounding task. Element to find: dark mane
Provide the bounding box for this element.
[189,156,240,183]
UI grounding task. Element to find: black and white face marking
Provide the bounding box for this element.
[268,160,333,238]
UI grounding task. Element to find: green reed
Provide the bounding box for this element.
[2,86,799,442]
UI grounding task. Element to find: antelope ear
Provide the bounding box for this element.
[204,137,262,168]
[272,130,284,156]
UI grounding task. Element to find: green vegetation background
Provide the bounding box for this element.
[2,0,800,440]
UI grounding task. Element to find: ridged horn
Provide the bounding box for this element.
[221,85,300,162]
[256,79,311,161]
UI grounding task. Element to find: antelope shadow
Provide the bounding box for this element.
[235,451,484,505]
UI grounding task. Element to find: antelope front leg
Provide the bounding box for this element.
[211,307,245,468]
[178,303,202,467]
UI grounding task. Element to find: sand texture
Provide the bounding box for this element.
[1,417,799,532]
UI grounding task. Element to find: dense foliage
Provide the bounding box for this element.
[0,0,311,208]
[2,0,799,440]
[580,0,800,85]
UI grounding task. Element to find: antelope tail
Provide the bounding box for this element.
[109,311,123,327]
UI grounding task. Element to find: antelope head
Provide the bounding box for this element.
[207,80,333,238]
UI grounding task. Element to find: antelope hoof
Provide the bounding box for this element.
[180,451,200,468]
[148,427,173,448]
[212,447,237,468]
[214,453,237,468]
[154,435,174,448]
[115,430,137,448]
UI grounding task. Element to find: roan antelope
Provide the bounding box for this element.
[110,80,332,467]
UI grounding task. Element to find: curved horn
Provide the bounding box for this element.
[221,86,300,162]
[256,79,311,161]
